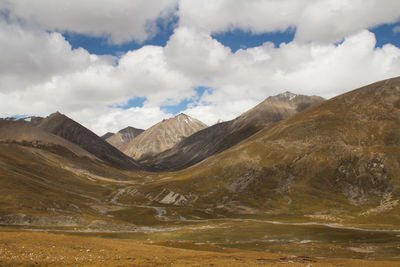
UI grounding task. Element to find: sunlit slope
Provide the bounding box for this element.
[123,113,207,160]
[132,77,400,222]
[106,126,144,150]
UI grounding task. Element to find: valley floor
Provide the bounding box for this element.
[0,229,399,266]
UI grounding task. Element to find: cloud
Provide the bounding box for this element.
[1,0,178,44]
[165,27,231,80]
[295,0,400,43]
[169,28,400,125]
[0,20,106,93]
[69,106,173,135]
[1,2,400,135]
[178,0,400,43]
[394,25,400,33]
[0,21,193,134]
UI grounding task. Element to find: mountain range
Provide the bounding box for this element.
[1,77,399,232]
[131,77,400,222]
[140,92,324,170]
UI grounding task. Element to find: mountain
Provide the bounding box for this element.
[0,118,97,160]
[106,126,144,150]
[38,112,141,169]
[130,77,400,223]
[142,92,324,170]
[0,121,140,228]
[122,113,207,160]
[101,132,114,140]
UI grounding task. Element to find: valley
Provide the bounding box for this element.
[1,77,400,265]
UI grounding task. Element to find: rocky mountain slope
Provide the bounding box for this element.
[142,92,324,170]
[106,126,144,150]
[122,113,207,160]
[38,112,140,169]
[0,119,97,160]
[130,77,400,224]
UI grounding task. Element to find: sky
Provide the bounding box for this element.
[1,0,400,135]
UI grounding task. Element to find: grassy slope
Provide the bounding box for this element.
[129,77,400,225]
[0,142,144,225]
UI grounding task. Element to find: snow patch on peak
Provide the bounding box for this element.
[277,91,297,101]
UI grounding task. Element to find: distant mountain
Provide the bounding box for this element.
[134,77,400,220]
[142,92,324,170]
[0,119,97,160]
[38,112,141,169]
[106,126,144,150]
[122,113,207,160]
[101,132,114,140]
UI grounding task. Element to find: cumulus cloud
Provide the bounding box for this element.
[173,29,400,125]
[69,106,173,135]
[0,20,105,93]
[179,0,400,43]
[1,1,400,134]
[0,21,193,134]
[1,0,178,44]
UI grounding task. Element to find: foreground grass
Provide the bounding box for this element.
[0,230,399,266]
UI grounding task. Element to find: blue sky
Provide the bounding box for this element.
[371,22,400,48]
[64,21,400,57]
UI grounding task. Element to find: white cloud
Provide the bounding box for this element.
[171,29,400,125]
[0,21,193,134]
[295,0,400,43]
[6,0,400,45]
[1,0,178,44]
[165,27,231,80]
[394,25,400,33]
[1,2,400,135]
[0,20,105,93]
[178,0,400,43]
[69,106,173,135]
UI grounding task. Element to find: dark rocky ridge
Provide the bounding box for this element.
[38,112,141,170]
[101,132,114,140]
[0,118,97,159]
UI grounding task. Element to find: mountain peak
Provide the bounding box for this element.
[275,91,297,100]
[106,126,144,150]
[38,112,140,169]
[49,111,63,117]
[123,113,207,160]
[118,126,143,133]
